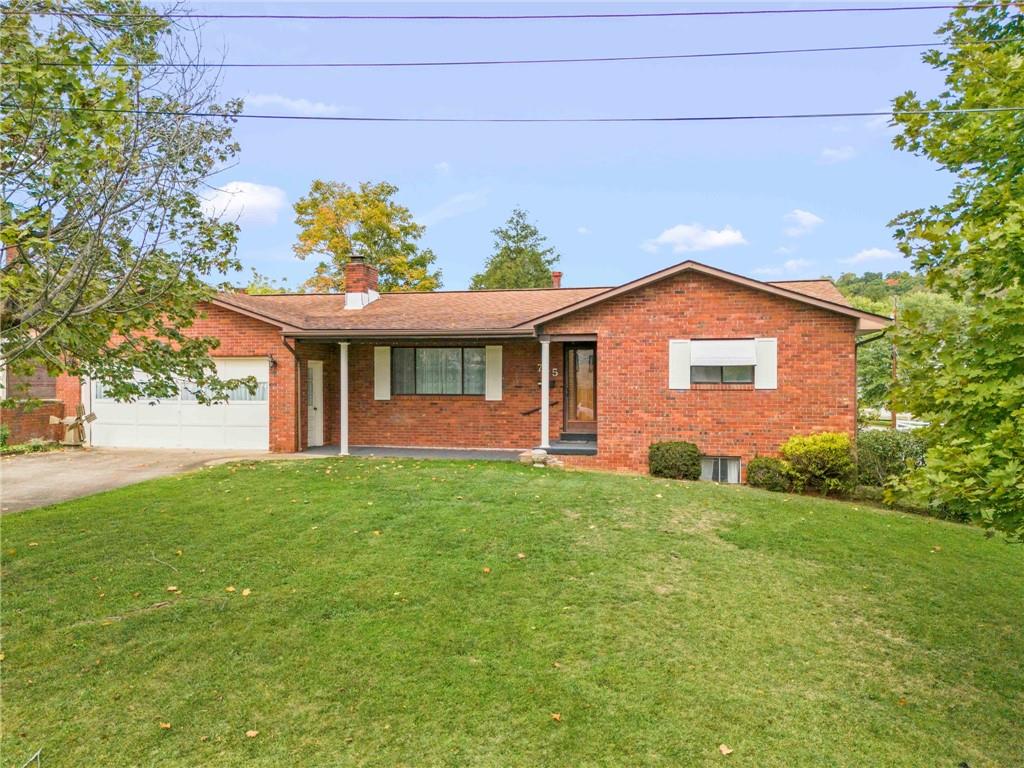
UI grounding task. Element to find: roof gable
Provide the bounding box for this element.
[526,261,890,333]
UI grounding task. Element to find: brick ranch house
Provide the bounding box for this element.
[53,257,889,478]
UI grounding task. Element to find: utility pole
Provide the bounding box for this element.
[891,296,898,430]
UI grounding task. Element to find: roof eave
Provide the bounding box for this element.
[285,327,538,340]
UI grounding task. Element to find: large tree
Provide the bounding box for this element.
[292,180,441,293]
[470,208,559,290]
[888,1,1024,539]
[1,0,246,403]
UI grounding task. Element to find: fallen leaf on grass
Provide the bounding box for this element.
[242,588,251,597]
[550,713,562,723]
[517,552,526,560]
[29,542,39,547]
[159,722,172,730]
[718,744,733,756]
[482,567,491,574]
[166,586,179,593]
[225,586,236,593]
[245,730,259,738]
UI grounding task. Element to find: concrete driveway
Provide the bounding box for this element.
[0,447,270,514]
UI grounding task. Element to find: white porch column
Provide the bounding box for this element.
[338,342,349,456]
[539,338,551,449]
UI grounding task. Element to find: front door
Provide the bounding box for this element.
[307,360,324,447]
[564,343,596,435]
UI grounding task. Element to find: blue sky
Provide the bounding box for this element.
[193,1,954,290]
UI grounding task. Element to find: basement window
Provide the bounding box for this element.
[701,456,741,484]
[691,365,754,384]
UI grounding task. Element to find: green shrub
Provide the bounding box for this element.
[856,428,927,487]
[0,423,9,447]
[780,432,855,496]
[648,441,702,480]
[746,456,792,492]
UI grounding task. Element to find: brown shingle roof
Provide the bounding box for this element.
[213,262,882,336]
[768,279,851,306]
[216,287,608,334]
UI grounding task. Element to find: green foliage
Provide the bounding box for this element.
[834,271,926,303]
[230,268,289,295]
[746,456,793,492]
[888,1,1024,540]
[648,441,702,480]
[856,428,927,487]
[780,432,856,496]
[855,291,965,410]
[0,437,60,456]
[1,0,247,405]
[0,423,10,448]
[470,208,559,290]
[293,180,441,293]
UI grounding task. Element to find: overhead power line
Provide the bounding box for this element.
[8,105,1023,123]
[3,41,963,69]
[3,3,997,20]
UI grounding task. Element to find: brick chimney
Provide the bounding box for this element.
[345,255,380,309]
[550,271,563,289]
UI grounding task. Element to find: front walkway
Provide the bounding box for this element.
[303,445,522,462]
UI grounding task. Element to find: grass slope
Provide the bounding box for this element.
[2,459,1022,767]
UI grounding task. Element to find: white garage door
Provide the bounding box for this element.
[87,358,270,450]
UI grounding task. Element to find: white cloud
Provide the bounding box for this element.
[865,113,892,131]
[434,161,451,175]
[246,93,340,116]
[577,226,591,235]
[783,209,824,238]
[417,190,488,227]
[201,181,287,225]
[783,258,814,271]
[840,247,902,265]
[642,223,747,254]
[819,145,856,164]
[753,257,815,277]
[774,246,794,255]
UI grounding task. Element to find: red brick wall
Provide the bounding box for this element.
[540,271,858,474]
[188,304,299,452]
[47,303,300,453]
[0,401,64,444]
[323,339,553,451]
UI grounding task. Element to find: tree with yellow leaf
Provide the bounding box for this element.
[293,180,442,293]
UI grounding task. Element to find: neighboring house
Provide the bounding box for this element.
[0,364,69,444]
[55,257,889,478]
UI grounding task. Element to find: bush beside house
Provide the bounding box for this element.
[855,428,927,487]
[648,441,702,480]
[746,456,793,492]
[779,432,856,496]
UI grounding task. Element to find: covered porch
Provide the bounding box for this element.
[290,334,598,457]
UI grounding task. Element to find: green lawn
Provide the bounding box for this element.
[2,459,1022,767]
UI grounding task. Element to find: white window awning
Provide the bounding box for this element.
[690,339,756,366]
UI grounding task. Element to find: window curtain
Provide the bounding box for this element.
[463,348,486,395]
[416,348,462,394]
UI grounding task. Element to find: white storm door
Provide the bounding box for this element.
[307,360,324,447]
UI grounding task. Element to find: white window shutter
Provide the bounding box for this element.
[668,340,691,390]
[754,338,778,390]
[373,346,391,400]
[485,345,503,401]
